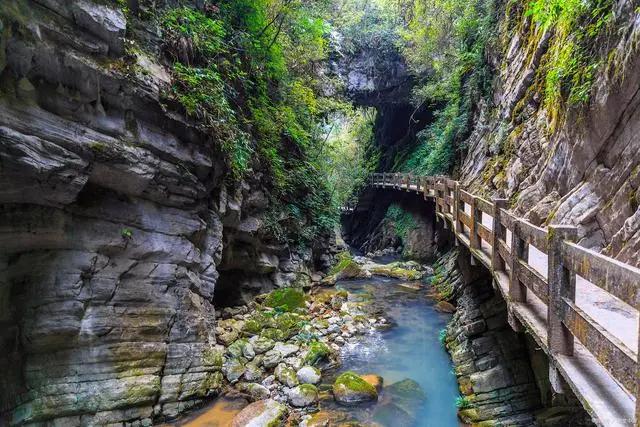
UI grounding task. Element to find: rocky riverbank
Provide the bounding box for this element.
[174,254,440,426]
[184,285,389,425]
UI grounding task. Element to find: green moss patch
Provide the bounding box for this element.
[264,288,306,312]
[329,252,358,275]
[303,341,332,366]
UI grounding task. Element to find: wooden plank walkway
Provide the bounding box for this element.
[368,172,640,427]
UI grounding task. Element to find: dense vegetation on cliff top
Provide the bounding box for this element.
[377,0,616,176]
[156,1,364,246]
[118,0,383,247]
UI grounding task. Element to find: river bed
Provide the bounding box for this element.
[174,269,460,426]
[317,275,460,426]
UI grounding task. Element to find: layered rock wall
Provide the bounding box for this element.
[461,0,640,266]
[0,1,334,424]
[436,248,592,426]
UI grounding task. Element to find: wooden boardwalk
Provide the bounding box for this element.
[368,173,640,427]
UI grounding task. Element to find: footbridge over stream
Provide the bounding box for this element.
[357,173,640,427]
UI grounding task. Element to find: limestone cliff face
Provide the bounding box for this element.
[460,0,640,266]
[436,249,592,426]
[0,1,334,425]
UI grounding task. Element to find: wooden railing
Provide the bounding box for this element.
[370,172,640,427]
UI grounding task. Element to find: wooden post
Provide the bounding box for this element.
[509,219,527,303]
[507,219,527,331]
[438,179,444,220]
[547,225,578,356]
[441,179,449,230]
[491,199,508,272]
[547,225,577,394]
[469,196,480,258]
[469,196,480,249]
[423,177,428,200]
[453,182,460,236]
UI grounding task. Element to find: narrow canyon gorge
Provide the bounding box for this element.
[1,0,638,426]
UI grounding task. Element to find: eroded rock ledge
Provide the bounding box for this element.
[433,249,593,426]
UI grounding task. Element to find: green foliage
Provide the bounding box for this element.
[385,204,418,242]
[394,0,496,176]
[162,7,225,61]
[120,228,133,239]
[322,107,380,208]
[325,0,401,54]
[525,0,614,119]
[157,2,363,246]
[455,395,472,409]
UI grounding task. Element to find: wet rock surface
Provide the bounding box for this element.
[172,285,390,425]
[175,256,457,426]
[332,371,379,405]
[230,399,287,427]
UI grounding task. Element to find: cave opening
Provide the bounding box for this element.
[213,269,248,309]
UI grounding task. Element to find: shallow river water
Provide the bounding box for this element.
[175,271,460,427]
[322,275,460,427]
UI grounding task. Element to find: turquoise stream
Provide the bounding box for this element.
[328,274,460,426]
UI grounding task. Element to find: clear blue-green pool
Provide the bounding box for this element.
[326,274,461,426]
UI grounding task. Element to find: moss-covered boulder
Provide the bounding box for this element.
[252,336,275,354]
[243,362,264,382]
[227,339,254,359]
[270,312,304,339]
[262,349,283,369]
[245,383,271,400]
[275,363,299,388]
[326,253,371,282]
[242,318,263,335]
[369,264,423,280]
[260,327,286,342]
[303,341,332,366]
[332,371,378,405]
[223,358,246,383]
[264,288,305,312]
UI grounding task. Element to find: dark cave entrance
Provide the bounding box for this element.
[213,269,247,309]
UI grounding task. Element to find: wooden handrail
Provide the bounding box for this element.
[369,172,640,425]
